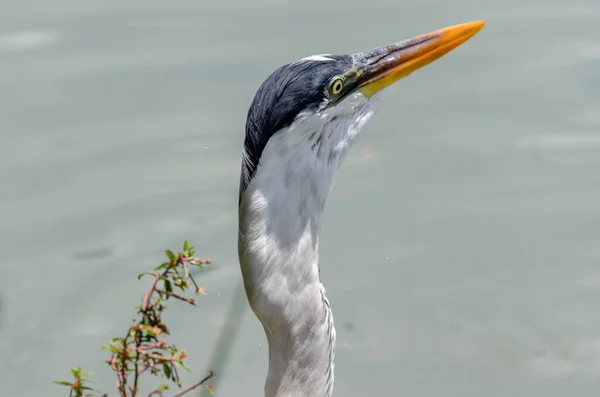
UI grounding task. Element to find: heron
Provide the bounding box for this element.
[237,20,485,397]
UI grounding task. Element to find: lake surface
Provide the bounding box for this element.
[1,0,600,396]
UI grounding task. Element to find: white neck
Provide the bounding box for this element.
[238,93,378,397]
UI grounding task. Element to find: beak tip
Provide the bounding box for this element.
[445,19,486,43]
[452,20,486,33]
[468,20,486,33]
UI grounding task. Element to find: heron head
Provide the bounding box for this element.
[240,21,485,196]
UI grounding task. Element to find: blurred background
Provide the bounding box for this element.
[1,0,600,396]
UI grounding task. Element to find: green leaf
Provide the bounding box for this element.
[138,272,153,280]
[103,345,118,353]
[158,384,169,392]
[183,240,190,251]
[103,338,124,353]
[179,361,191,372]
[53,381,73,387]
[155,262,170,270]
[164,250,176,260]
[165,279,172,294]
[163,363,172,380]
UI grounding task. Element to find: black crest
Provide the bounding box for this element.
[239,55,353,194]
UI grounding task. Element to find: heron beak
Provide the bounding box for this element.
[356,20,485,97]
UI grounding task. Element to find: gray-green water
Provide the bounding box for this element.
[2,0,600,396]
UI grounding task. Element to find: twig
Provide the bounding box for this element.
[155,290,197,305]
[146,352,184,361]
[133,330,142,396]
[173,372,214,397]
[136,340,166,351]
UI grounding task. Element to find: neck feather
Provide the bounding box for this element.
[238,144,336,397]
[238,95,377,397]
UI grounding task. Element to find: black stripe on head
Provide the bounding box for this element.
[240,55,353,195]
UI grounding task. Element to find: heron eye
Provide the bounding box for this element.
[329,77,344,95]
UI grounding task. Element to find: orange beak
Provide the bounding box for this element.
[355,20,485,97]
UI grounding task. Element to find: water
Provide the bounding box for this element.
[1,0,600,395]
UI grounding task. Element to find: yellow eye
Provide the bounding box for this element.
[329,77,344,95]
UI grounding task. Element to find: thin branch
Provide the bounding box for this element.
[188,275,201,293]
[136,340,166,351]
[133,331,142,397]
[155,290,197,305]
[146,353,182,361]
[172,365,181,386]
[173,372,214,397]
[119,334,130,396]
[138,362,154,376]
